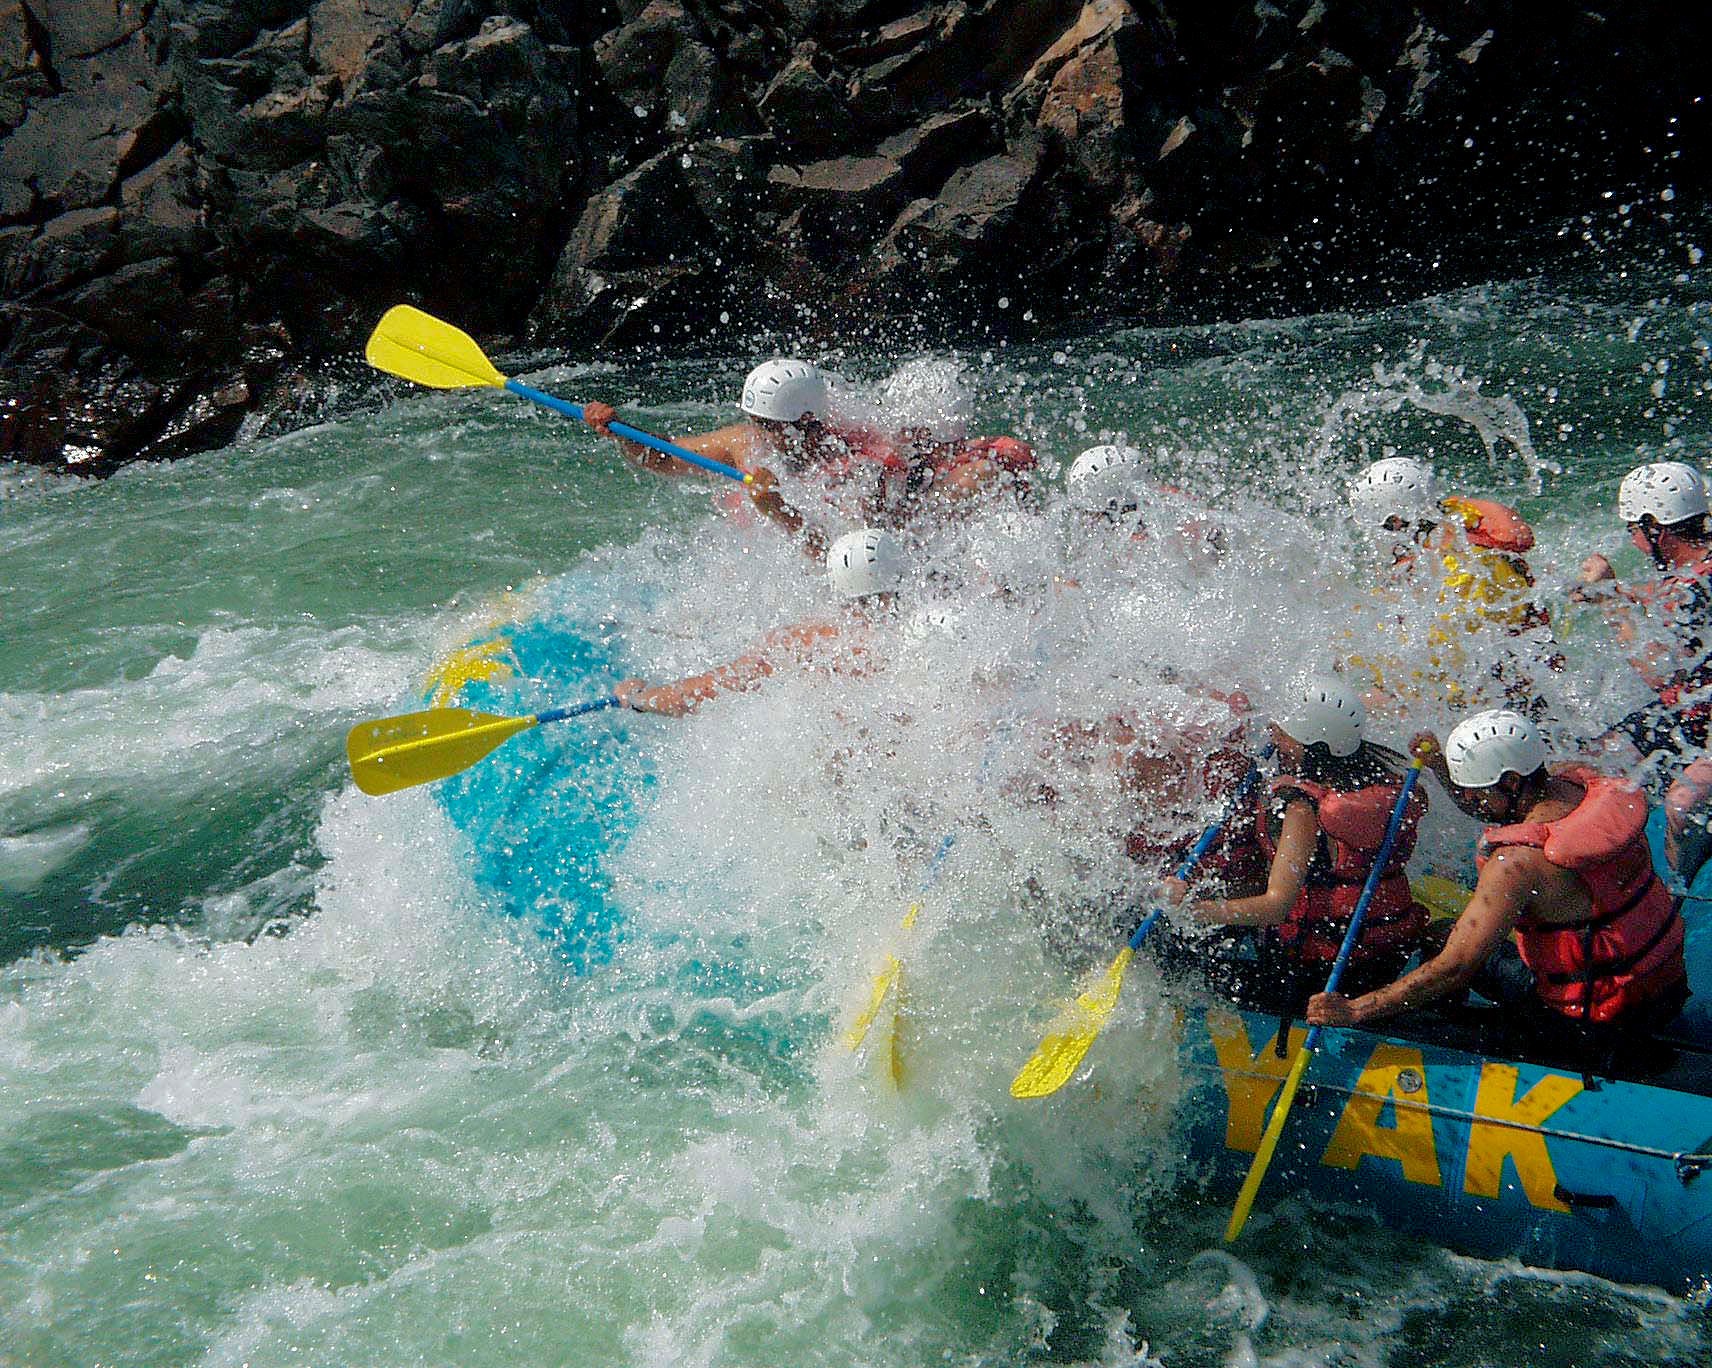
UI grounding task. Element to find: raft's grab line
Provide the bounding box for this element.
[1205,1061,1712,1182]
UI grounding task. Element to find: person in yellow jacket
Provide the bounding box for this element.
[1342,457,1557,712]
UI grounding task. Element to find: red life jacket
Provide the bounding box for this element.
[959,435,1036,472]
[1258,775,1427,967]
[1123,743,1266,889]
[1478,765,1686,1025]
[921,436,1037,499]
[1443,495,1535,553]
[1631,558,1712,732]
[716,425,907,523]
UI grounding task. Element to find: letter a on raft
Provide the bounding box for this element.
[1207,1012,1583,1212]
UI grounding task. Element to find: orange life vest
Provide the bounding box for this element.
[1478,765,1686,1025]
[919,436,1037,498]
[823,424,909,478]
[958,435,1036,472]
[1124,742,1266,889]
[1442,494,1535,553]
[1258,775,1427,967]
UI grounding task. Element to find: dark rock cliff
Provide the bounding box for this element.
[2,0,1706,473]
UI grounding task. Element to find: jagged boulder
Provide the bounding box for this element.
[767,107,998,264]
[1,0,1708,471]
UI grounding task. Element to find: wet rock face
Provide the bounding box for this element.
[1,0,1707,471]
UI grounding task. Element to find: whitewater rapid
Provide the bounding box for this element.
[5,273,1712,1365]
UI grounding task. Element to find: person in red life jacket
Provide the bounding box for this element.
[1021,686,1262,969]
[1308,709,1688,1069]
[876,355,1038,518]
[615,528,903,716]
[1174,676,1428,1006]
[1063,444,1226,572]
[581,360,908,559]
[1118,692,1266,899]
[1575,462,1712,880]
[1346,457,1557,713]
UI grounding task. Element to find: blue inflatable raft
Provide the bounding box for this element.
[427,609,653,971]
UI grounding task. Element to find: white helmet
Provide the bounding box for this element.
[1274,676,1365,757]
[879,355,973,440]
[1348,457,1439,528]
[741,359,830,423]
[1067,445,1145,514]
[1617,462,1708,526]
[1443,709,1546,789]
[827,527,905,599]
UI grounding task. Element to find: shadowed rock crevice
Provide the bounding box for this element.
[2,0,1708,472]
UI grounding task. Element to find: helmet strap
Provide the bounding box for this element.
[1639,516,1671,570]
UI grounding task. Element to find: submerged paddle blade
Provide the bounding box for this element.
[1010,946,1135,1099]
[366,305,505,390]
[346,708,536,795]
[1412,874,1472,922]
[423,637,518,709]
[845,901,923,1053]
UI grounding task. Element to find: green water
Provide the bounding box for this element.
[4,269,1712,1365]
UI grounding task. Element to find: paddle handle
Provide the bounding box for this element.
[503,380,751,485]
[536,696,622,726]
[921,831,958,890]
[1301,759,1424,1053]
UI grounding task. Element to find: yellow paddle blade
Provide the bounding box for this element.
[365,305,506,390]
[346,708,537,796]
[1225,1043,1313,1242]
[423,637,518,708]
[845,953,903,1052]
[845,901,923,1052]
[888,963,908,1088]
[1010,945,1135,1099]
[1412,874,1473,922]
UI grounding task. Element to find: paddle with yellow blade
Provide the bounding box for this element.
[364,304,753,485]
[1223,755,1426,1243]
[1010,744,1274,1100]
[847,712,1024,1080]
[346,697,622,797]
[844,830,957,1081]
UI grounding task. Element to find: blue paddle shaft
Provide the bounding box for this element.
[921,831,958,891]
[1128,742,1276,951]
[1302,763,1423,1051]
[503,380,751,484]
[536,696,621,726]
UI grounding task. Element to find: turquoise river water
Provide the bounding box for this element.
[5,258,1712,1366]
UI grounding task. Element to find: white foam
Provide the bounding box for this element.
[0,823,90,890]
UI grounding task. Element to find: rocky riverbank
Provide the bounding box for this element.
[2,0,1706,473]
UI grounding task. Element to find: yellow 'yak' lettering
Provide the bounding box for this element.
[1464,1064,1582,1212]
[1319,1042,1443,1187]
[1207,1009,1308,1153]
